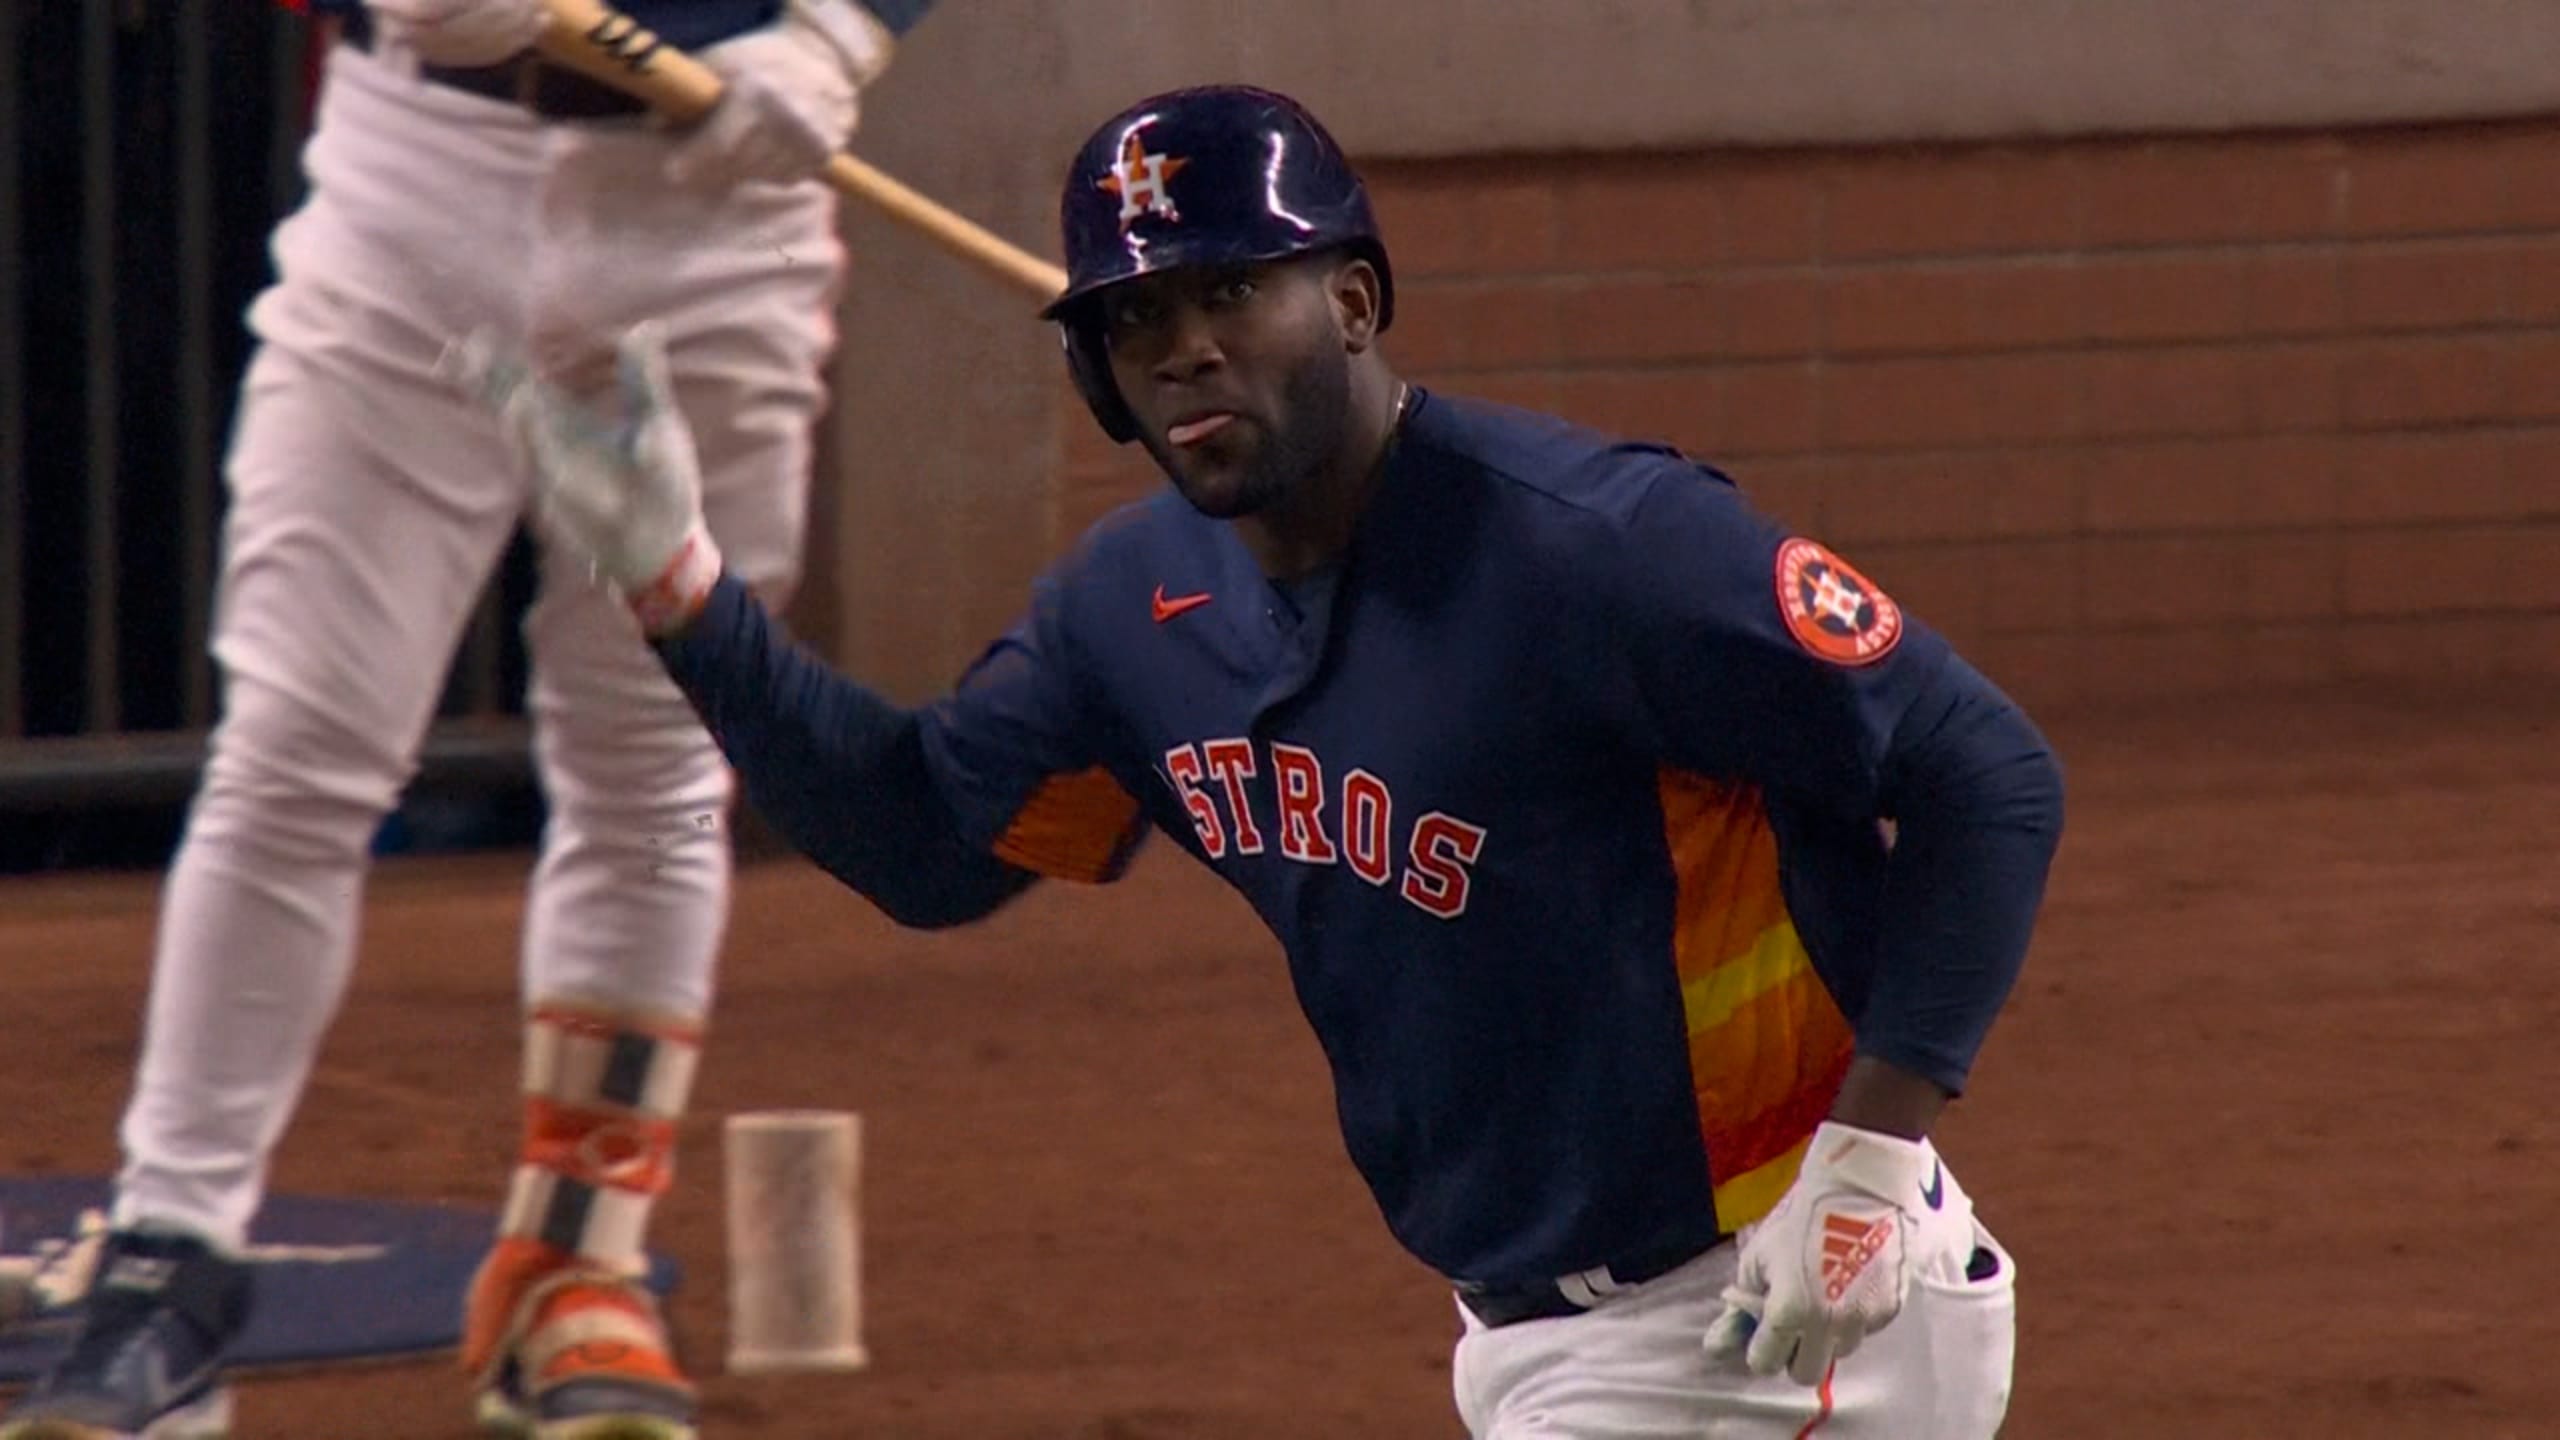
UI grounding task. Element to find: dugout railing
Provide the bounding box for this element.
[0,5,536,865]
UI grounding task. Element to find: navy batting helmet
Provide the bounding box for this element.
[1044,85,1395,443]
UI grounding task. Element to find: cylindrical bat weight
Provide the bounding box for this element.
[724,1109,867,1373]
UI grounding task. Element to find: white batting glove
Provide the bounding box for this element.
[443,323,723,635]
[366,0,548,68]
[1701,1122,1952,1386]
[663,2,894,191]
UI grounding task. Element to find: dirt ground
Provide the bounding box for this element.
[0,690,2551,1439]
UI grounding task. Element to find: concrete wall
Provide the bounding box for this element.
[811,2,2560,706]
[1348,130,2560,709]
[988,0,2560,156]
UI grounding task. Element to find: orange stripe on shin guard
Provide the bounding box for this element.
[468,1008,698,1380]
[467,1104,680,1375]
[522,1099,680,1197]
[527,1005,704,1049]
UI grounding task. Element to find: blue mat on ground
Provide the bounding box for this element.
[0,1177,679,1382]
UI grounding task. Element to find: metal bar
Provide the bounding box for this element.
[0,0,24,737]
[0,718,536,813]
[80,0,120,733]
[176,0,215,727]
[271,7,307,218]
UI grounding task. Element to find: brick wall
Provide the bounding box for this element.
[1052,119,2560,713]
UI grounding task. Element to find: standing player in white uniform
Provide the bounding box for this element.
[0,2,930,1437]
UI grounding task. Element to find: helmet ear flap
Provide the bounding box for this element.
[1061,322,1137,445]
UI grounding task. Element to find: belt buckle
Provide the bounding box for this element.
[1457,1261,1623,1329]
[1551,1262,1626,1310]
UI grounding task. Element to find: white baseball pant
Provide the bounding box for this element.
[1453,1184,2016,1437]
[113,38,844,1249]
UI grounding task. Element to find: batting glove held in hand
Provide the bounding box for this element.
[1701,1121,1944,1386]
[444,323,723,636]
[663,3,891,192]
[367,0,549,69]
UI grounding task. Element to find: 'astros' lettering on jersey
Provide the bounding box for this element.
[909,391,1971,1288]
[1158,736,1489,917]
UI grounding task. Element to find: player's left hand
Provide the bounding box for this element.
[1701,1121,1960,1385]
[664,4,895,192]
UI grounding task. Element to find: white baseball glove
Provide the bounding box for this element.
[443,324,722,635]
[663,0,896,191]
[366,0,549,69]
[1701,1121,1961,1385]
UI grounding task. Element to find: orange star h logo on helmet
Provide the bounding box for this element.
[1098,131,1189,229]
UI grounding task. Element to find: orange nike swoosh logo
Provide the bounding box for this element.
[1152,585,1212,623]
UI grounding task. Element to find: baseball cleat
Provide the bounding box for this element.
[473,1270,695,1440]
[0,1231,250,1440]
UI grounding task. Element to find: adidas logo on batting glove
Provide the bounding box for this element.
[1702,1120,1944,1386]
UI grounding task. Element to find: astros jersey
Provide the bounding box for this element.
[906,391,2030,1288]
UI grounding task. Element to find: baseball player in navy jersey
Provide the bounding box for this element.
[0,3,933,1438]
[455,85,2065,1438]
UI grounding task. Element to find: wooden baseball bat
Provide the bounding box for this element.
[531,0,1069,303]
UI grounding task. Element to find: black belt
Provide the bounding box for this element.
[340,11,650,121]
[1455,1232,1721,1329]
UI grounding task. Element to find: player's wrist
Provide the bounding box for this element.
[626,525,723,636]
[1824,1053,1950,1142]
[789,0,896,88]
[1800,1120,1936,1206]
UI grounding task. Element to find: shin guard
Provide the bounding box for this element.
[462,1004,700,1386]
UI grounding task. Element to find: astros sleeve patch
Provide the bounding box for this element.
[1772,537,1904,666]
[992,765,1148,883]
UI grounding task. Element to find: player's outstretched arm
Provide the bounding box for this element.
[445,324,1036,928]
[655,573,1039,926]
